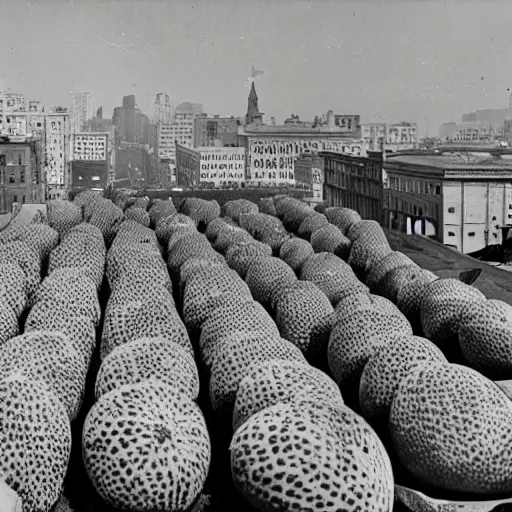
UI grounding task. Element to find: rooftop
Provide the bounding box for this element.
[386,153,512,170]
[240,124,361,137]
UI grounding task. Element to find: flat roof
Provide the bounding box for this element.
[386,154,512,170]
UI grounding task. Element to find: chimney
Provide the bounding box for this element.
[327,110,335,130]
[271,117,276,126]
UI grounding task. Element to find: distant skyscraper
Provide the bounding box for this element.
[153,93,172,124]
[112,95,150,145]
[70,91,93,133]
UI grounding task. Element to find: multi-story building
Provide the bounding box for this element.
[240,83,366,185]
[173,102,203,149]
[0,138,43,213]
[175,145,245,188]
[383,151,512,253]
[70,133,109,191]
[112,95,150,145]
[157,123,175,160]
[69,91,93,133]
[4,89,25,112]
[293,154,325,207]
[83,110,116,185]
[322,150,384,222]
[361,122,418,151]
[45,112,70,200]
[239,125,367,186]
[194,114,241,148]
[153,93,172,125]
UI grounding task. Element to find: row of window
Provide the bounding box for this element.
[387,176,441,195]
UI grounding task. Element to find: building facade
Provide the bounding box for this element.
[194,115,241,147]
[112,95,150,145]
[361,122,418,151]
[175,145,245,188]
[321,150,384,223]
[0,139,42,212]
[293,154,325,207]
[70,92,92,133]
[240,125,368,186]
[157,123,175,160]
[173,102,203,150]
[153,93,172,124]
[45,112,70,200]
[175,144,201,188]
[383,153,512,253]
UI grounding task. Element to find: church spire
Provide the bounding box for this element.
[246,81,264,125]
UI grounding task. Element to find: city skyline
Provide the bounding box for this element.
[4,0,512,134]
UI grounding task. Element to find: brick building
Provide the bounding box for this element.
[321,150,384,223]
[0,138,43,213]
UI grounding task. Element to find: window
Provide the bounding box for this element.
[448,231,455,236]
[448,207,455,213]
[17,153,22,165]
[9,173,15,184]
[19,170,25,183]
[468,232,475,237]
[21,195,25,203]
[13,194,17,203]
[435,185,441,195]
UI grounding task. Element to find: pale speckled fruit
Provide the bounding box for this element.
[328,307,413,387]
[359,334,446,421]
[459,299,512,377]
[390,362,512,494]
[232,360,343,431]
[230,399,394,512]
[420,278,486,350]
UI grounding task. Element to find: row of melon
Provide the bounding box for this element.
[156,199,396,511]
[80,200,212,512]
[0,206,105,512]
[260,196,512,496]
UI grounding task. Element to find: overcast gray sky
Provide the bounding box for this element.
[3,0,512,135]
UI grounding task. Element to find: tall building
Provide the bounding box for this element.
[112,95,150,145]
[173,102,203,149]
[157,123,175,160]
[70,133,110,191]
[45,112,70,200]
[70,92,93,133]
[153,93,172,124]
[194,114,242,147]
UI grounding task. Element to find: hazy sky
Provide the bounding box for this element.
[3,0,512,135]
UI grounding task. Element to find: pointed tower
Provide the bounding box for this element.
[246,81,264,125]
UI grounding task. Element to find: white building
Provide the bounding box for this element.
[199,147,245,187]
[45,113,70,199]
[361,122,418,151]
[69,91,93,133]
[174,102,203,149]
[157,123,175,160]
[71,133,108,161]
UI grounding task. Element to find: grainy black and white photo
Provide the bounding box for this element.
[3,1,512,511]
